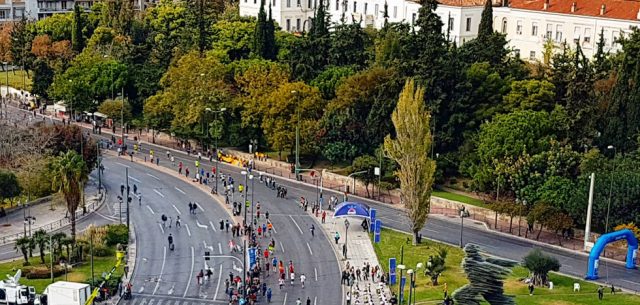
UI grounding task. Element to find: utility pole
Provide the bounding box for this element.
[126,167,130,229]
[97,142,102,194]
[121,87,125,148]
[291,90,300,181]
[584,173,595,251]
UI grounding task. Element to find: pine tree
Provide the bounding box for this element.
[601,30,640,152]
[265,5,277,60]
[311,0,329,39]
[72,5,84,53]
[477,0,493,39]
[413,0,447,104]
[565,42,597,146]
[593,29,610,77]
[253,0,268,58]
[383,1,389,27]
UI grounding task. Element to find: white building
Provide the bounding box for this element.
[240,0,640,60]
[0,0,26,21]
[239,0,490,45]
[494,0,640,61]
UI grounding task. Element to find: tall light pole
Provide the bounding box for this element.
[97,141,102,194]
[205,107,226,194]
[397,263,406,304]
[291,90,300,180]
[407,269,414,305]
[344,218,350,259]
[250,174,255,225]
[459,206,469,248]
[241,170,248,227]
[605,145,616,234]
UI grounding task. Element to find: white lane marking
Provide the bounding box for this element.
[314,268,318,281]
[196,202,205,212]
[184,246,195,297]
[307,242,313,256]
[213,263,223,300]
[147,173,161,180]
[128,176,141,183]
[148,299,155,305]
[196,220,208,229]
[116,162,131,168]
[621,279,640,286]
[153,189,165,198]
[271,223,278,234]
[175,187,186,194]
[280,242,285,253]
[158,223,165,234]
[283,292,287,305]
[314,296,317,305]
[146,205,156,215]
[153,246,167,295]
[172,204,182,215]
[209,221,217,232]
[185,224,192,237]
[289,215,304,235]
[218,243,222,254]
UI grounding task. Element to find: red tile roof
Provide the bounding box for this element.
[438,0,488,6]
[509,0,640,21]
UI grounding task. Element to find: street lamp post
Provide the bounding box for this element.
[205,107,226,194]
[97,142,102,194]
[397,264,406,304]
[241,170,248,227]
[344,218,350,259]
[605,145,616,234]
[345,170,367,201]
[459,206,469,248]
[250,174,255,225]
[407,269,414,305]
[413,263,423,305]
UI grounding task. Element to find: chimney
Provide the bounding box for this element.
[638,8,640,20]
[600,4,606,16]
[571,2,577,13]
[543,0,549,11]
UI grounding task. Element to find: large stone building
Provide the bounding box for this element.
[239,0,640,60]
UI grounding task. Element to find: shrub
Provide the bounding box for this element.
[24,266,65,279]
[105,224,129,246]
[93,245,114,257]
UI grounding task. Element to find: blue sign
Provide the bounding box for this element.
[369,208,377,232]
[248,248,257,269]
[389,258,397,285]
[374,219,382,243]
[400,276,406,303]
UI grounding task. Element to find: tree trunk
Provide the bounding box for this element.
[413,230,420,245]
[21,248,28,264]
[70,209,77,242]
[509,216,513,233]
[431,275,439,286]
[365,183,370,198]
[39,246,45,264]
[494,211,498,229]
[536,223,543,240]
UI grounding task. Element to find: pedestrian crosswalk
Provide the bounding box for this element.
[120,293,226,305]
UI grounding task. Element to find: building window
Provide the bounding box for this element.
[412,13,416,25]
[286,19,291,31]
[546,24,553,39]
[308,0,312,8]
[61,1,67,9]
[584,28,591,44]
[514,49,520,57]
[254,0,257,4]
[0,10,5,19]
[375,4,378,17]
[573,26,581,43]
[603,30,610,46]
[612,30,620,46]
[364,3,367,14]
[335,0,339,10]
[287,0,291,7]
[555,25,563,42]
[501,18,507,33]
[297,0,301,7]
[297,19,301,31]
[516,20,522,35]
[393,6,397,18]
[448,17,454,32]
[529,51,536,60]
[466,17,471,32]
[343,0,347,12]
[353,1,356,12]
[531,22,538,36]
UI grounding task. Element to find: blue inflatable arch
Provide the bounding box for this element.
[586,229,638,280]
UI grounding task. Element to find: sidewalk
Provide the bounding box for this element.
[0,179,103,245]
[313,208,393,305]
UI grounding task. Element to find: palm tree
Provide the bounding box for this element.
[51,232,67,258]
[14,236,31,265]
[49,150,88,242]
[32,229,49,264]
[60,237,73,261]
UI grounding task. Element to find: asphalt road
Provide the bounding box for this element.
[100,155,341,305]
[117,140,640,293]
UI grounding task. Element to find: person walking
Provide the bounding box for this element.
[196,269,203,285]
[334,231,340,244]
[321,211,326,224]
[176,216,181,228]
[306,297,311,305]
[528,282,534,296]
[598,285,604,300]
[296,298,301,305]
[266,287,272,303]
[310,225,315,237]
[300,273,306,289]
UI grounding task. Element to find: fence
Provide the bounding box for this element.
[0,193,102,245]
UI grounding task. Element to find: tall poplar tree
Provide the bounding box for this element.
[265,5,277,60]
[477,0,493,39]
[253,0,268,58]
[565,43,596,146]
[384,79,436,244]
[72,4,84,53]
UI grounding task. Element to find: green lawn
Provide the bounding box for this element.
[0,254,122,293]
[432,190,487,208]
[373,229,640,305]
[1,69,32,91]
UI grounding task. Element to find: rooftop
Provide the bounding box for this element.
[509,0,640,21]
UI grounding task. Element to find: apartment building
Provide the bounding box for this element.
[0,0,25,21]
[494,0,640,61]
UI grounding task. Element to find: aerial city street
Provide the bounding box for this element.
[1,0,640,305]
